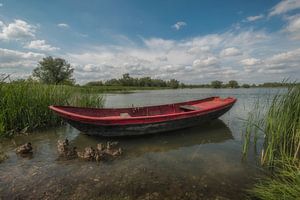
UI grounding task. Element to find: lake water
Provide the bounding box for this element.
[0,88,283,199]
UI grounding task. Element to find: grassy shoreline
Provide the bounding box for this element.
[243,85,300,199]
[0,83,104,137]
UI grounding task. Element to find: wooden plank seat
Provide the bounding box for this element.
[120,113,131,118]
[179,105,201,111]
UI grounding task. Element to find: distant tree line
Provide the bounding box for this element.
[85,73,183,89]
[206,80,299,89]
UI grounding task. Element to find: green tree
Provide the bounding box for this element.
[228,80,239,88]
[32,56,74,85]
[105,78,120,85]
[211,80,223,88]
[167,79,180,89]
[138,77,152,87]
[120,73,135,86]
[242,84,250,88]
[85,81,103,86]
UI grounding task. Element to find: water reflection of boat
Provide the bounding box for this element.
[49,97,236,137]
[72,119,233,156]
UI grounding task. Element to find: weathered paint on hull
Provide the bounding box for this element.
[65,105,233,137]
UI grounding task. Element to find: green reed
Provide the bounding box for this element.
[0,82,104,137]
[261,86,300,166]
[243,85,300,200]
[248,159,300,200]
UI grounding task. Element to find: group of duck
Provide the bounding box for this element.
[15,139,123,162]
[57,139,122,161]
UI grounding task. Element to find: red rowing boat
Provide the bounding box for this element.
[49,96,236,137]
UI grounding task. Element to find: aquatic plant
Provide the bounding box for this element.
[0,83,104,137]
[248,160,300,200]
[243,85,300,200]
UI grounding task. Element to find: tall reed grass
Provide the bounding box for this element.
[243,85,300,199]
[248,159,300,200]
[0,82,104,137]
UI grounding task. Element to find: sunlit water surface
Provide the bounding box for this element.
[0,88,284,199]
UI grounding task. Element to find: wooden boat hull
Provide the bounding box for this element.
[64,103,233,137]
[49,96,236,137]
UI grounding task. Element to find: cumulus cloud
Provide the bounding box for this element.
[241,48,300,74]
[246,14,264,22]
[284,15,300,40]
[24,40,60,51]
[144,38,175,50]
[220,47,241,57]
[0,19,36,40]
[0,48,44,74]
[241,58,261,66]
[3,15,300,83]
[172,21,187,30]
[57,23,69,28]
[64,27,300,84]
[269,0,300,17]
[264,48,300,71]
[193,57,218,68]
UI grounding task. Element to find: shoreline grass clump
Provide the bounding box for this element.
[248,159,300,200]
[243,85,300,200]
[0,82,104,137]
[262,86,300,165]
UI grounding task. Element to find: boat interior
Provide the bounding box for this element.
[51,97,234,118]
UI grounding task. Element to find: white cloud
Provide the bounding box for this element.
[266,48,300,65]
[0,48,44,72]
[246,14,264,22]
[2,16,300,83]
[0,3,3,7]
[24,40,60,51]
[220,47,241,57]
[241,58,261,66]
[143,38,175,50]
[257,48,300,73]
[284,15,300,40]
[193,56,218,68]
[57,23,69,28]
[172,21,187,30]
[187,46,210,54]
[65,28,300,84]
[0,19,36,40]
[269,0,300,17]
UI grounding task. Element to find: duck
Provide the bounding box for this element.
[15,142,33,154]
[77,147,95,161]
[57,139,77,158]
[104,141,122,157]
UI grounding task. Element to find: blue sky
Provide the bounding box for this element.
[1,0,300,84]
